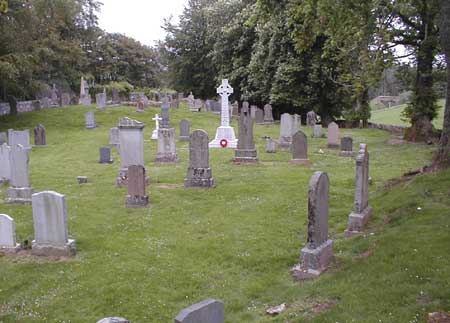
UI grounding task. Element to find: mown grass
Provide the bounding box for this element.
[0,104,449,322]
[370,99,445,129]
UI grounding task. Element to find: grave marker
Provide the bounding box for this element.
[185,130,214,188]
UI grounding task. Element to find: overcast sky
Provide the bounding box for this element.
[98,0,188,46]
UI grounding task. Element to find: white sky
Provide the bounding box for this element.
[98,0,188,46]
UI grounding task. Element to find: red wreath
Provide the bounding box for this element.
[220,139,228,148]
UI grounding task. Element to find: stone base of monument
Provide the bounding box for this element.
[339,150,354,157]
[151,130,158,140]
[5,187,34,204]
[185,168,215,188]
[0,243,21,254]
[291,239,334,280]
[344,206,373,237]
[327,144,339,149]
[126,195,149,208]
[179,136,190,142]
[290,159,310,165]
[278,136,292,149]
[31,239,76,257]
[233,149,258,163]
[209,126,238,148]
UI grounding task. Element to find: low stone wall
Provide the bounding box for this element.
[0,99,59,116]
[368,122,407,134]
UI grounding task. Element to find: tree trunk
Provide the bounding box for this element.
[434,56,450,167]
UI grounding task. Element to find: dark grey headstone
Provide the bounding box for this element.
[340,137,353,152]
[34,124,46,146]
[234,102,257,162]
[179,119,190,141]
[99,147,113,164]
[291,130,308,162]
[126,165,149,208]
[255,108,264,124]
[307,111,317,127]
[185,130,214,188]
[175,298,224,323]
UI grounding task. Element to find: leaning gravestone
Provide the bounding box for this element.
[34,124,46,146]
[109,127,120,147]
[99,147,113,164]
[345,144,372,236]
[234,102,257,163]
[0,132,7,145]
[266,138,277,153]
[85,111,96,129]
[8,129,30,149]
[0,143,11,183]
[126,165,149,208]
[279,113,294,148]
[313,125,322,138]
[263,104,274,124]
[306,110,317,128]
[327,122,339,148]
[5,145,33,204]
[31,191,76,257]
[96,91,107,110]
[254,108,264,124]
[291,171,334,280]
[0,214,20,252]
[185,130,214,188]
[179,119,190,141]
[156,98,178,163]
[291,130,309,164]
[339,137,353,157]
[175,298,224,323]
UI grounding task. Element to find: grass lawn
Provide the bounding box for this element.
[370,99,445,129]
[1,104,449,322]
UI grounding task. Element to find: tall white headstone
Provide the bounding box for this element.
[0,214,20,252]
[5,144,33,204]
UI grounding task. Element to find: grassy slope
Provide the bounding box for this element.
[370,99,445,129]
[0,105,449,322]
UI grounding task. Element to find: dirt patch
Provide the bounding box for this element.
[384,165,435,189]
[311,300,337,314]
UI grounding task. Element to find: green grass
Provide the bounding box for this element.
[0,104,449,322]
[370,99,446,129]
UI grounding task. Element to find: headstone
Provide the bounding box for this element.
[78,77,92,106]
[209,80,238,148]
[96,91,107,110]
[278,113,294,148]
[306,110,317,127]
[175,298,224,323]
[5,145,33,204]
[188,92,196,111]
[339,137,353,157]
[291,171,333,280]
[0,144,11,182]
[99,147,113,164]
[151,114,162,140]
[345,144,372,236]
[250,105,258,119]
[61,93,71,106]
[136,99,145,113]
[205,100,213,112]
[126,165,149,208]
[254,108,264,124]
[291,130,309,164]
[313,125,322,138]
[266,138,277,153]
[0,214,20,252]
[161,97,171,128]
[51,84,58,105]
[232,101,239,118]
[34,124,46,146]
[112,87,120,104]
[179,119,190,141]
[234,103,257,163]
[85,111,96,129]
[109,127,120,147]
[293,114,301,133]
[263,104,274,124]
[185,130,214,188]
[194,99,204,112]
[8,129,31,149]
[77,176,88,184]
[31,191,76,257]
[156,127,179,163]
[0,132,7,145]
[117,117,145,186]
[97,318,130,323]
[327,122,339,148]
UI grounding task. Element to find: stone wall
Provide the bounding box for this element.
[367,122,407,135]
[0,99,58,116]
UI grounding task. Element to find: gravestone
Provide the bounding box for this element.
[8,129,31,149]
[78,77,91,106]
[136,99,145,113]
[232,101,239,118]
[250,105,258,119]
[6,145,33,204]
[205,100,213,112]
[161,97,171,129]
[194,99,204,112]
[60,93,71,106]
[345,144,372,236]
[327,122,339,148]
[209,80,238,148]
[0,144,11,182]
[185,130,214,188]
[291,130,309,164]
[188,92,196,112]
[151,114,162,140]
[77,176,88,184]
[313,125,322,138]
[255,108,264,124]
[179,119,190,141]
[0,132,7,145]
[99,147,113,164]
[97,318,130,323]
[234,103,257,163]
[175,298,224,323]
[51,84,58,105]
[112,87,120,104]
[109,127,120,147]
[263,104,274,124]
[31,191,76,257]
[339,137,353,157]
[266,138,277,153]
[156,128,179,163]
[278,113,294,148]
[0,214,20,252]
[291,171,334,280]
[85,111,96,129]
[307,110,317,127]
[126,165,149,208]
[117,117,145,186]
[293,114,301,133]
[96,91,107,110]
[34,124,46,146]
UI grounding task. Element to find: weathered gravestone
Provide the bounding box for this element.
[85,111,96,129]
[126,165,149,208]
[263,104,274,124]
[179,119,190,141]
[96,318,130,323]
[96,91,107,110]
[31,191,76,257]
[175,298,224,323]
[78,77,91,106]
[307,110,317,128]
[250,105,258,119]
[0,214,20,252]
[136,99,145,113]
[0,143,11,183]
[232,101,239,118]
[60,93,71,107]
[185,130,214,188]
[291,171,334,280]
[188,92,196,111]
[339,137,353,157]
[255,108,264,124]
[151,114,162,140]
[0,132,7,145]
[291,130,309,164]
[266,138,277,153]
[345,144,372,236]
[293,114,301,133]
[327,122,339,148]
[8,129,30,149]
[109,127,120,147]
[234,103,257,163]
[117,117,145,186]
[99,147,113,164]
[279,113,294,148]
[112,87,120,104]
[313,125,322,138]
[5,145,33,204]
[194,99,204,112]
[156,98,178,163]
[161,97,171,129]
[34,124,46,146]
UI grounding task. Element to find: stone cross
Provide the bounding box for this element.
[234,102,257,163]
[185,130,214,188]
[152,114,162,140]
[126,165,149,208]
[34,124,46,146]
[175,298,224,323]
[0,214,19,251]
[217,79,233,127]
[291,130,309,164]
